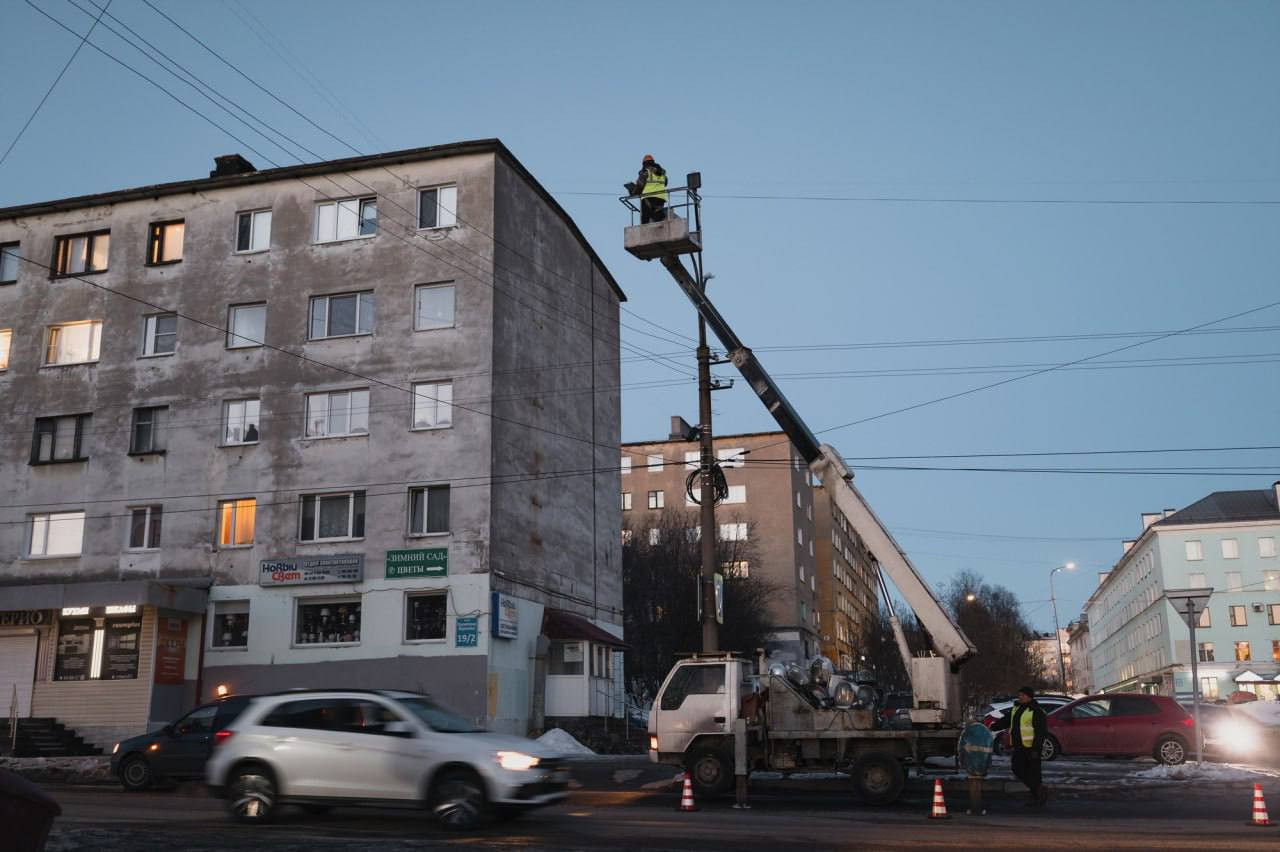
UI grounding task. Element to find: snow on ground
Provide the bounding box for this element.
[536,727,596,756]
[1129,762,1280,782]
[1235,701,1280,727]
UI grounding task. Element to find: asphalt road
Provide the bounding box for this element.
[40,758,1280,852]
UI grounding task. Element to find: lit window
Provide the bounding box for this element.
[305,389,370,438]
[315,197,376,242]
[1198,607,1211,628]
[31,414,91,463]
[621,492,632,511]
[1222,539,1240,560]
[405,593,446,641]
[146,220,184,265]
[142,314,177,356]
[53,231,109,275]
[1235,641,1251,661]
[723,561,749,577]
[1185,540,1203,561]
[414,283,455,330]
[408,485,450,535]
[0,242,19,282]
[236,209,271,253]
[1261,538,1277,559]
[647,490,664,509]
[310,291,374,339]
[130,406,167,454]
[28,511,85,556]
[0,329,10,370]
[217,498,256,547]
[300,491,365,541]
[223,399,260,445]
[1229,605,1248,627]
[45,321,102,365]
[212,601,249,648]
[411,381,452,429]
[128,505,163,550]
[226,303,266,348]
[1268,604,1280,626]
[295,598,361,645]
[1200,677,1219,700]
[417,185,457,229]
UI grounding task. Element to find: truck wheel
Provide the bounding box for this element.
[687,746,733,800]
[851,752,905,805]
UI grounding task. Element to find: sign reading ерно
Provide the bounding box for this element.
[385,548,448,579]
[260,554,365,586]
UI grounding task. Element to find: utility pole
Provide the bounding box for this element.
[697,286,719,653]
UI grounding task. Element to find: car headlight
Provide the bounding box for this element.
[1218,720,1259,753]
[496,751,540,771]
[112,743,119,755]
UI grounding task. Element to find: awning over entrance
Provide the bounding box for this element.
[1236,670,1267,683]
[541,608,628,649]
[0,579,209,615]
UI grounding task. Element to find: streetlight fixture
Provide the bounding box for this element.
[965,593,977,603]
[1049,562,1076,690]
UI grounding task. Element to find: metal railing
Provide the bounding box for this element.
[619,183,702,232]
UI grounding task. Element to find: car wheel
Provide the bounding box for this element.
[119,755,154,792]
[687,746,733,800]
[1041,736,1060,761]
[1155,735,1188,766]
[432,770,488,830]
[227,764,277,824]
[851,752,905,805]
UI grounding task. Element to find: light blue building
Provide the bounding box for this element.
[1083,483,1280,701]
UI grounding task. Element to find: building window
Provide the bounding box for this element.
[296,598,361,645]
[236,209,271,253]
[0,242,19,282]
[128,505,162,550]
[146,220,184,265]
[1235,641,1251,662]
[648,528,661,546]
[226,303,266,348]
[217,498,255,547]
[1222,538,1240,560]
[1226,571,1243,593]
[129,406,167,454]
[621,529,633,545]
[1198,642,1214,662]
[414,283,455,330]
[723,561,749,578]
[310,291,374,339]
[646,454,663,471]
[1261,537,1277,559]
[300,491,365,541]
[405,593,446,641]
[797,528,804,546]
[417,185,457,229]
[647,490,664,509]
[1200,677,1219,700]
[0,329,10,370]
[223,399,260,445]
[45,321,102,365]
[28,511,85,557]
[1185,540,1203,561]
[1268,604,1280,626]
[1187,572,1207,588]
[1198,606,1211,628]
[684,451,699,470]
[315,197,376,242]
[305,388,369,438]
[52,231,109,275]
[548,641,584,675]
[621,456,632,475]
[1229,605,1248,627]
[1274,640,1280,663]
[620,492,632,511]
[724,485,746,504]
[141,313,177,356]
[411,381,452,429]
[719,522,747,542]
[717,448,745,468]
[592,644,612,679]
[408,485,449,535]
[31,414,91,463]
[212,601,249,648]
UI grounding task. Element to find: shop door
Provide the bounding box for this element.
[0,634,38,717]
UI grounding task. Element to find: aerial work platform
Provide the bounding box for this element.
[620,180,703,260]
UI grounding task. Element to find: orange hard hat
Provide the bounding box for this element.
[642,154,654,162]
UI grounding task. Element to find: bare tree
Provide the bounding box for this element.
[942,570,1045,710]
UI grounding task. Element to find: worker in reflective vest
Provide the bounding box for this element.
[1008,685,1049,807]
[632,154,668,224]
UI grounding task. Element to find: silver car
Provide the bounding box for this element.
[205,689,568,828]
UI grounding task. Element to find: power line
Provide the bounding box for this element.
[892,527,1121,543]
[556,190,1280,207]
[843,444,1280,462]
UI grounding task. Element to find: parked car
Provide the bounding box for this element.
[111,695,253,791]
[206,689,569,828]
[880,692,913,726]
[1001,693,1195,765]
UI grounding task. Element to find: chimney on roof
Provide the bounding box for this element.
[1164,508,1176,517]
[1141,512,1161,530]
[1098,571,1110,586]
[210,154,257,178]
[1274,481,1280,510]
[1122,540,1135,553]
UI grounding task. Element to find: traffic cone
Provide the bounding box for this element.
[678,771,699,812]
[929,778,949,819]
[1248,783,1271,826]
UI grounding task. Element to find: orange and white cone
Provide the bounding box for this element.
[1248,783,1271,827]
[678,771,699,812]
[929,778,949,819]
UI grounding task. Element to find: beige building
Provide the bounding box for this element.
[813,484,879,670]
[1030,629,1072,690]
[620,431,820,660]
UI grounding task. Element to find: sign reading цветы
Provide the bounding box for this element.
[260,554,365,586]
[385,548,448,579]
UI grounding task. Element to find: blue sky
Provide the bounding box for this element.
[3,1,1278,630]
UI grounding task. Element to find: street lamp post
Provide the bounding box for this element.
[1049,562,1076,690]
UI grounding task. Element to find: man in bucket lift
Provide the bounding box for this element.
[626,154,668,223]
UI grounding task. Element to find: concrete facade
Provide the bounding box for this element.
[812,484,878,670]
[0,140,623,745]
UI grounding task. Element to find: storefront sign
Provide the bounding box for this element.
[385,548,448,579]
[154,617,187,685]
[0,610,49,627]
[260,554,364,586]
[104,617,142,680]
[491,592,518,639]
[455,616,479,648]
[54,619,94,681]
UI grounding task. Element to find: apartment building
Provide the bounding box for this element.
[1029,629,1071,690]
[813,483,878,670]
[1067,617,1092,695]
[1082,484,1280,701]
[620,431,820,660]
[0,139,624,747]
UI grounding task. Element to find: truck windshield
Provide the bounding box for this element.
[660,664,726,710]
[398,697,480,733]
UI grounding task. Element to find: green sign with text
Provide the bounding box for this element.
[385,548,448,578]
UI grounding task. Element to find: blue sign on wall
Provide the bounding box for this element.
[455,616,479,648]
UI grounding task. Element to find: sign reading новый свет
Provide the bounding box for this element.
[385,548,448,579]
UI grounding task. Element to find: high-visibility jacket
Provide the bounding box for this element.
[1009,701,1046,751]
[641,167,668,201]
[1017,706,1035,747]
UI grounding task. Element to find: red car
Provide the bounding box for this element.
[1024,693,1195,765]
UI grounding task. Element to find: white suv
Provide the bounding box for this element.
[206,689,568,828]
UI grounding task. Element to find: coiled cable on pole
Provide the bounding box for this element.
[686,461,729,505]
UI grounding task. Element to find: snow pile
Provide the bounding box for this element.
[536,727,596,756]
[1130,762,1275,783]
[1235,701,1280,727]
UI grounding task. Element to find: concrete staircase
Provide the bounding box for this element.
[0,718,103,757]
